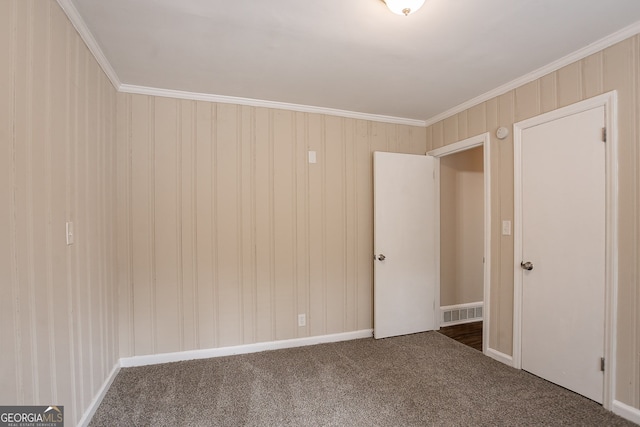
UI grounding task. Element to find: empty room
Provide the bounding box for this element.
[3,0,640,425]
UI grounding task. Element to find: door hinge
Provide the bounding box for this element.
[602,127,607,143]
[600,357,605,372]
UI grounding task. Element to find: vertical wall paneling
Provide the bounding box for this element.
[1,1,119,424]
[425,35,640,410]
[324,116,345,334]
[307,114,324,336]
[272,110,295,340]
[50,1,67,403]
[131,95,152,355]
[355,120,372,330]
[514,81,540,122]
[154,98,180,353]
[497,92,515,353]
[539,73,558,114]
[69,27,82,419]
[116,92,133,358]
[557,62,583,108]
[179,100,196,351]
[457,110,469,141]
[294,112,310,338]
[14,0,38,404]
[216,104,243,345]
[344,119,357,331]
[62,14,77,419]
[467,104,486,138]
[176,101,185,351]
[0,0,18,407]
[432,121,444,149]
[443,115,459,145]
[582,52,604,99]
[253,107,272,341]
[241,106,257,343]
[194,101,214,348]
[117,98,427,354]
[425,126,433,152]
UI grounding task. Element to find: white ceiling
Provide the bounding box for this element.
[69,0,640,122]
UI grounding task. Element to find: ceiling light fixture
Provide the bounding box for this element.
[383,0,426,16]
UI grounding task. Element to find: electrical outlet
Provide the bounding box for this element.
[298,314,306,327]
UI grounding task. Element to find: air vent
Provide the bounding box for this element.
[441,303,483,326]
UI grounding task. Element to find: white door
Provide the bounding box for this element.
[373,152,436,339]
[520,106,605,403]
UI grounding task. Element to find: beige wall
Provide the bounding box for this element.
[116,94,427,356]
[440,146,484,306]
[425,36,640,408]
[0,1,119,424]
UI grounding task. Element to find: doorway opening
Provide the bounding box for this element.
[429,133,491,355]
[437,146,484,351]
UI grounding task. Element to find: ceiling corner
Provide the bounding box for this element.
[55,0,122,90]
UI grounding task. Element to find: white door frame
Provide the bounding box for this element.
[513,91,618,410]
[428,132,491,355]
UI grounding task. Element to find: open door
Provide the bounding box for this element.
[373,152,437,339]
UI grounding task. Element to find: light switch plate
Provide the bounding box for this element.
[308,151,317,164]
[502,220,511,236]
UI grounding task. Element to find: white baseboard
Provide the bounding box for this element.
[77,362,121,427]
[120,329,374,368]
[486,347,514,367]
[613,400,640,424]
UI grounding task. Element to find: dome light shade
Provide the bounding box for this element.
[383,0,426,16]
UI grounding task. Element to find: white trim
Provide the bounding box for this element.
[428,132,491,355]
[486,348,514,367]
[433,159,441,329]
[612,400,640,425]
[55,0,121,90]
[512,91,618,410]
[120,329,373,368]
[440,302,484,311]
[119,84,427,127]
[77,362,120,427]
[424,20,640,127]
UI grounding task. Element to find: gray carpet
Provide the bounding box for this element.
[90,332,636,426]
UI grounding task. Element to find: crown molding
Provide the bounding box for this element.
[119,84,427,127]
[52,0,423,126]
[54,0,640,129]
[424,19,640,127]
[56,0,121,89]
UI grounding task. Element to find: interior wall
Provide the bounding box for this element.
[115,93,427,357]
[425,36,640,409]
[440,146,484,307]
[0,0,119,425]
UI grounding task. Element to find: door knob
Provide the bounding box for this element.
[377,254,386,261]
[521,261,533,271]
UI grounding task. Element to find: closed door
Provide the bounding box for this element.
[373,151,436,339]
[520,106,605,403]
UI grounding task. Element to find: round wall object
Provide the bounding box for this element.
[496,126,509,140]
